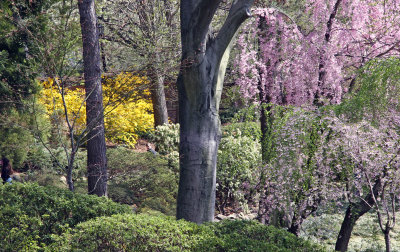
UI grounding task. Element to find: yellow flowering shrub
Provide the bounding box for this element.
[38,73,154,147]
[39,78,87,132]
[103,73,154,146]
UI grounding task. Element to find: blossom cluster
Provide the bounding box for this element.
[235,0,400,106]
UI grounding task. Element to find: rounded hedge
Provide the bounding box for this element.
[0,182,131,250]
[50,214,326,252]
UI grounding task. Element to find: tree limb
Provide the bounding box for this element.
[181,0,222,52]
[211,0,254,61]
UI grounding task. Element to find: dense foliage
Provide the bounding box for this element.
[0,0,54,169]
[50,214,325,252]
[0,183,324,251]
[217,127,262,214]
[0,182,131,250]
[107,148,178,215]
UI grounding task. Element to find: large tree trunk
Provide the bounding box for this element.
[176,0,254,224]
[335,179,382,251]
[176,70,220,223]
[78,0,108,197]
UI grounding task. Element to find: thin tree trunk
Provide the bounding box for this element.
[78,0,108,197]
[335,179,382,251]
[385,230,391,252]
[288,215,303,236]
[149,66,169,127]
[314,0,342,106]
[256,16,277,226]
[100,41,107,72]
[66,151,76,192]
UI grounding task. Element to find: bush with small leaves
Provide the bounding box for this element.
[222,121,261,141]
[216,131,262,214]
[49,214,326,252]
[107,148,178,215]
[0,183,131,250]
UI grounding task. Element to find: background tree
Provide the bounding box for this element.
[235,0,400,158]
[30,0,83,192]
[98,0,181,126]
[78,0,107,196]
[333,57,400,251]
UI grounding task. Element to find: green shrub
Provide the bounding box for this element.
[0,111,35,169]
[107,146,154,175]
[24,147,87,188]
[0,183,131,250]
[222,121,261,141]
[219,85,248,124]
[49,214,218,251]
[50,214,325,252]
[216,133,262,214]
[107,148,178,215]
[231,104,261,124]
[209,220,326,252]
[23,144,53,171]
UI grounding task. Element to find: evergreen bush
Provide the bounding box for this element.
[107,149,178,215]
[0,183,131,250]
[50,214,326,252]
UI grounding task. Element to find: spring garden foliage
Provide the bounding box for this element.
[3,0,400,250]
[38,72,154,147]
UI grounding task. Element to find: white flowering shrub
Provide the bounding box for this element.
[149,123,180,155]
[216,130,262,214]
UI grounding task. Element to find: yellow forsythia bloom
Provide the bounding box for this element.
[38,73,154,147]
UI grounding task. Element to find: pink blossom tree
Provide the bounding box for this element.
[236,0,400,109]
[257,108,345,235]
[319,115,400,252]
[234,0,400,246]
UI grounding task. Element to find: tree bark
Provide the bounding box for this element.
[176,0,254,224]
[314,0,342,106]
[149,65,169,127]
[335,179,382,251]
[288,215,303,236]
[78,0,108,197]
[66,151,76,192]
[385,230,391,252]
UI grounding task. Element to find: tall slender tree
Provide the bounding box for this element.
[176,0,254,224]
[78,0,107,196]
[98,0,180,127]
